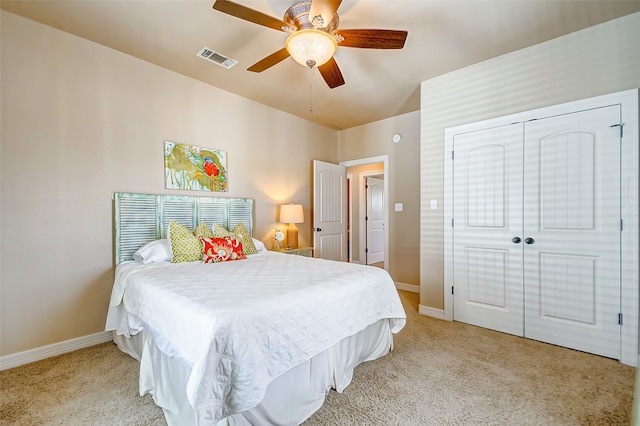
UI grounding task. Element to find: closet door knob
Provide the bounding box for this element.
[524,237,535,244]
[512,237,522,244]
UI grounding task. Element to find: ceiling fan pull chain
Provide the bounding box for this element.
[308,67,314,115]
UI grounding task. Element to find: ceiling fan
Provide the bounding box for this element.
[212,0,408,89]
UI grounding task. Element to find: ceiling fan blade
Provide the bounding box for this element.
[309,0,342,27]
[213,0,290,32]
[318,57,345,89]
[247,48,290,73]
[336,29,408,49]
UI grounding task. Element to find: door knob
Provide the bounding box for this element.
[314,227,322,232]
[512,237,521,244]
[524,237,535,244]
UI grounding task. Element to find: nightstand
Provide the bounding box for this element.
[276,247,314,257]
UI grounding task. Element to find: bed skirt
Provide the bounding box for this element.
[114,318,393,426]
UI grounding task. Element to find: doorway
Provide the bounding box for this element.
[341,156,389,268]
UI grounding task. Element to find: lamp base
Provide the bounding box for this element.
[286,224,299,249]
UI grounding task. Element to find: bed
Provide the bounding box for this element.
[105,192,406,425]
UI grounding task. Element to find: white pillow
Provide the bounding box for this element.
[133,239,172,263]
[251,237,267,253]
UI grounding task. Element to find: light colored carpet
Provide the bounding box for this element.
[1,291,635,425]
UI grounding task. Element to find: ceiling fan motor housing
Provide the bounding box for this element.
[284,0,340,32]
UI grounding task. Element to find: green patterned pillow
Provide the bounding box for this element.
[231,223,257,255]
[194,221,214,239]
[168,221,202,263]
[212,223,232,238]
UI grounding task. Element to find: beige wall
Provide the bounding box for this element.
[338,111,420,286]
[420,12,640,310]
[0,11,337,356]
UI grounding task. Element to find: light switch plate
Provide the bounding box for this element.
[430,199,438,209]
[394,203,403,212]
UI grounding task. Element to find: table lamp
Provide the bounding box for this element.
[280,203,304,249]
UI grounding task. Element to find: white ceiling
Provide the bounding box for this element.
[2,0,639,130]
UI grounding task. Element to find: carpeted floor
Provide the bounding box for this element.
[0,291,635,425]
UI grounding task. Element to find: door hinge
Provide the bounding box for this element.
[365,248,368,253]
[620,218,623,231]
[451,218,454,228]
[451,286,454,295]
[618,313,623,325]
[365,216,368,221]
[610,123,624,138]
[451,150,454,160]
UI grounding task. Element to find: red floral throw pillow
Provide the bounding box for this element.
[200,237,247,263]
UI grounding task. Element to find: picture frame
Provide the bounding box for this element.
[164,141,228,192]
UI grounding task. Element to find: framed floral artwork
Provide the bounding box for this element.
[164,141,228,192]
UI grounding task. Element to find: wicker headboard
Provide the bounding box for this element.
[114,192,253,264]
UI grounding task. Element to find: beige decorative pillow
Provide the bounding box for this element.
[212,223,232,238]
[231,223,257,255]
[168,221,202,263]
[194,221,214,239]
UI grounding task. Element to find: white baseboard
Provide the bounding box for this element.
[0,331,113,371]
[395,282,419,293]
[419,305,446,320]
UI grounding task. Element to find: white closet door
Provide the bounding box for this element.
[523,105,621,359]
[452,124,524,336]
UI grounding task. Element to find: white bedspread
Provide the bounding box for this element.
[106,252,406,424]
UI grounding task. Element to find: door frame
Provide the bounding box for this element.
[443,89,639,366]
[341,155,389,269]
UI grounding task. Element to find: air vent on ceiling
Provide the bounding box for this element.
[197,47,238,69]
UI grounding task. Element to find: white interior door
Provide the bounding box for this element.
[446,89,637,365]
[366,177,385,264]
[452,124,524,336]
[452,106,622,358]
[313,160,347,261]
[523,105,621,359]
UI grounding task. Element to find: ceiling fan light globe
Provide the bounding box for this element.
[285,29,337,68]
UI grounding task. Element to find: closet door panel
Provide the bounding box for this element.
[452,124,524,336]
[523,105,621,359]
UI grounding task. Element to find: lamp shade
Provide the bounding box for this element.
[285,29,337,68]
[280,203,304,224]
